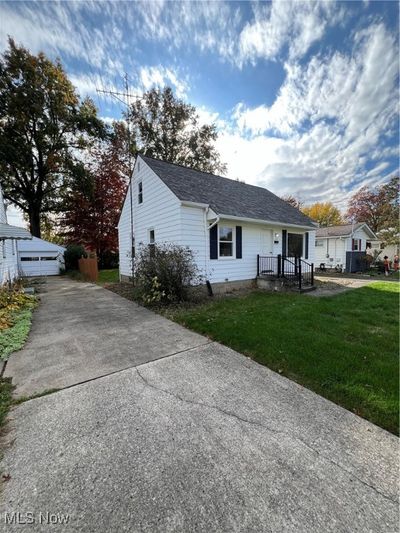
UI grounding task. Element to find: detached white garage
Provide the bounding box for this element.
[17,237,66,277]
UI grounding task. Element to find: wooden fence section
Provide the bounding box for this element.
[78,256,98,282]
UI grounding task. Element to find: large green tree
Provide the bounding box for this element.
[0,38,104,237]
[128,86,226,174]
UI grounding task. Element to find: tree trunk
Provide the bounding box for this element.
[28,208,41,238]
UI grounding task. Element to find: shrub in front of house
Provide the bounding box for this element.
[133,244,203,305]
[64,244,87,271]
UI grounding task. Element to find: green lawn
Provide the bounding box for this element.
[170,281,399,435]
[97,269,119,284]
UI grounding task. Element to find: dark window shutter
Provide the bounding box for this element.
[210,224,218,260]
[305,232,309,259]
[282,230,287,257]
[236,226,242,258]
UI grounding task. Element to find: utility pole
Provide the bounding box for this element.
[96,74,143,282]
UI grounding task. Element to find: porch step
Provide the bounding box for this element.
[291,285,317,293]
[257,276,316,293]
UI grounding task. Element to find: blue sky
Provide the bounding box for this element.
[1,0,399,225]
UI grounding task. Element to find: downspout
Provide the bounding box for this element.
[204,207,220,285]
[203,208,208,277]
[208,212,220,230]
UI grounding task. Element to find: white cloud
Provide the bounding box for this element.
[238,1,338,65]
[127,0,342,68]
[214,23,399,208]
[139,66,188,98]
[0,1,345,73]
[235,23,398,138]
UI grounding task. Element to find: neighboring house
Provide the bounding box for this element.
[17,237,66,277]
[0,184,32,284]
[379,242,399,264]
[315,223,379,272]
[118,155,316,289]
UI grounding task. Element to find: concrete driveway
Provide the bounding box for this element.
[1,278,398,532]
[5,277,208,397]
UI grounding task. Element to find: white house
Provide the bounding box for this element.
[0,184,32,284]
[315,223,379,272]
[118,155,317,290]
[17,237,66,276]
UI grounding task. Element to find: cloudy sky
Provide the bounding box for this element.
[1,0,399,225]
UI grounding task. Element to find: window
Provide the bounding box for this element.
[352,238,361,251]
[219,226,234,257]
[20,257,40,261]
[138,182,143,204]
[148,229,155,257]
[315,240,324,247]
[287,233,303,257]
[41,256,57,261]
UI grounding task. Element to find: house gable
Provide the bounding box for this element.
[117,156,181,278]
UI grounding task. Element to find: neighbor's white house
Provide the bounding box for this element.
[0,184,32,284]
[314,223,379,272]
[118,155,317,289]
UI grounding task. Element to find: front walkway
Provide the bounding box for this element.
[1,278,398,532]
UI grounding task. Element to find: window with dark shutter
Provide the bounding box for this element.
[236,226,242,258]
[210,224,218,260]
[305,232,309,259]
[219,226,234,257]
[282,230,287,257]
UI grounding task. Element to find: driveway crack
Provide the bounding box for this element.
[135,367,398,505]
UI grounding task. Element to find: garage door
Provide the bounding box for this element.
[19,255,61,276]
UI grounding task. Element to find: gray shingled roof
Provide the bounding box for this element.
[140,155,315,228]
[316,223,370,238]
[0,223,31,240]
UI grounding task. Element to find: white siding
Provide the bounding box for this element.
[180,206,316,283]
[314,237,346,267]
[345,228,371,252]
[118,186,134,279]
[380,243,399,261]
[0,186,19,284]
[118,158,181,279]
[180,206,208,278]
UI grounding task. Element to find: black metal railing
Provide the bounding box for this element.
[257,255,279,277]
[257,254,314,290]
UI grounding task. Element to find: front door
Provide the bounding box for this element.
[260,229,273,256]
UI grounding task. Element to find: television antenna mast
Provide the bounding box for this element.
[96,73,143,282]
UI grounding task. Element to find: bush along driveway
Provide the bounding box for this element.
[169,281,399,435]
[0,286,37,429]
